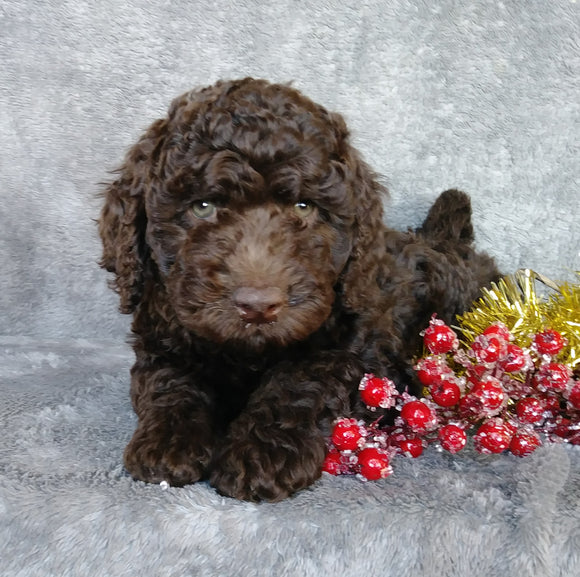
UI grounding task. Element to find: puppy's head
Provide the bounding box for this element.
[99,78,386,350]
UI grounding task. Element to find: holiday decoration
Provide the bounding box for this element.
[358,374,397,410]
[330,418,366,452]
[323,270,579,481]
[423,318,459,354]
[356,447,392,480]
[438,424,467,454]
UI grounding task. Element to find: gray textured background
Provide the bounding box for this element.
[2,3,580,576]
[2,0,578,339]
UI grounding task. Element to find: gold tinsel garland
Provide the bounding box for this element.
[456,269,580,370]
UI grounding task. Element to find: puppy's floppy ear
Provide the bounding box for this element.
[339,151,388,312]
[98,119,166,313]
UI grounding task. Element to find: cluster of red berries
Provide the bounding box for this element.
[323,316,579,481]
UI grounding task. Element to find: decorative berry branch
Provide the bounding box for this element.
[323,270,580,481]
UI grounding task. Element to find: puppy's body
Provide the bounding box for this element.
[99,78,499,501]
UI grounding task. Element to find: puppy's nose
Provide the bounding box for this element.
[233,287,284,324]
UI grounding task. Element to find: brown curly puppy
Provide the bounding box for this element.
[99,78,499,501]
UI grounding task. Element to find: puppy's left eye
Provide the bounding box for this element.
[293,201,315,218]
[191,201,217,220]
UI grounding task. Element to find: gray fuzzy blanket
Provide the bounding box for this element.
[1,1,578,575]
[2,338,579,576]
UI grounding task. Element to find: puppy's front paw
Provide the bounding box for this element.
[209,427,326,502]
[124,423,213,487]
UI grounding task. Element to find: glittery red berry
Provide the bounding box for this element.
[330,418,365,452]
[359,374,396,409]
[322,449,343,475]
[466,363,488,381]
[471,333,504,364]
[439,424,467,453]
[515,397,545,424]
[533,330,566,356]
[509,430,541,457]
[458,393,486,420]
[423,318,459,355]
[430,378,461,407]
[400,400,437,433]
[533,362,571,392]
[539,393,561,416]
[552,416,572,439]
[357,447,392,481]
[567,382,580,410]
[399,437,424,458]
[482,323,512,343]
[415,355,453,387]
[470,376,505,411]
[569,434,580,446]
[473,419,514,454]
[501,344,530,373]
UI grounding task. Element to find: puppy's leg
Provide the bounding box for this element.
[123,360,215,486]
[209,354,362,502]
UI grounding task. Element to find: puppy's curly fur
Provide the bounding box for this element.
[99,78,499,501]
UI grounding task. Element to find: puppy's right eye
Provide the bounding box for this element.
[191,201,217,220]
[293,201,315,219]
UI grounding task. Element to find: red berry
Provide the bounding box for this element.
[533,363,571,392]
[415,356,452,387]
[466,363,489,381]
[473,420,514,454]
[567,382,580,410]
[322,450,343,475]
[570,434,580,446]
[458,393,486,420]
[471,334,504,364]
[470,376,505,411]
[533,330,565,356]
[430,378,461,407]
[483,323,512,342]
[509,431,541,457]
[423,318,458,355]
[552,416,572,439]
[501,344,530,373]
[357,447,392,480]
[439,424,467,453]
[331,418,364,452]
[399,437,424,458]
[359,375,396,409]
[400,400,437,433]
[539,393,561,416]
[515,397,545,424]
